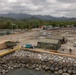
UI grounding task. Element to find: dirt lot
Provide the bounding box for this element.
[0,30,41,46]
[59,31,76,55]
[0,29,76,56]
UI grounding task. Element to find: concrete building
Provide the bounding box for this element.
[37,39,61,50]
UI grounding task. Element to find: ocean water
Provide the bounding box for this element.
[6,68,59,75]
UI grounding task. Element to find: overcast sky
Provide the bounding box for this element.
[0,0,76,17]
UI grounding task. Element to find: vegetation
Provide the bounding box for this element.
[0,17,76,29]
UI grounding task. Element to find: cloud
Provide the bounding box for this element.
[56,0,76,3]
[0,0,76,17]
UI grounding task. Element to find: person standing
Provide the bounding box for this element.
[69,48,72,54]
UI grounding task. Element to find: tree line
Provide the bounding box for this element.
[0,18,76,29]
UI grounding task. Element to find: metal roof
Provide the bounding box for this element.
[46,36,63,40]
[38,39,59,44]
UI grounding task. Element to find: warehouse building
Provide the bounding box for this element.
[37,39,61,50]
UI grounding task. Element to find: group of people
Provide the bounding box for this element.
[61,47,72,54]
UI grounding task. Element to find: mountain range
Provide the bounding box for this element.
[0,13,76,20]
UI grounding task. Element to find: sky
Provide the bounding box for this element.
[0,0,76,17]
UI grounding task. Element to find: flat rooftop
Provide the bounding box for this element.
[38,39,59,44]
[46,36,63,40]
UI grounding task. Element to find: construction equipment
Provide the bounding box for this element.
[5,41,17,49]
